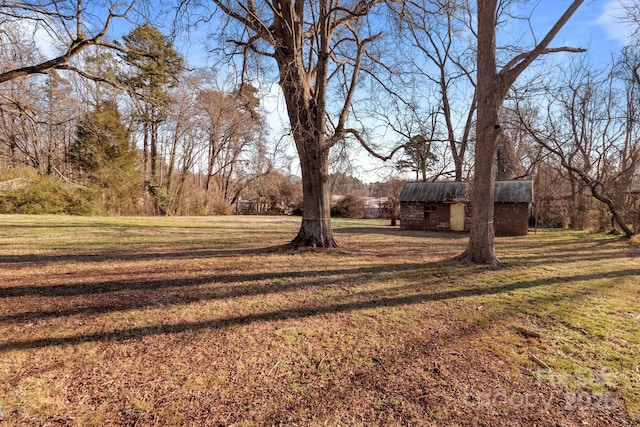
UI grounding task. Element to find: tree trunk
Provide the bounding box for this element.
[142,121,149,187]
[458,113,501,265]
[274,13,337,248]
[290,143,337,248]
[496,132,525,181]
[459,0,584,264]
[150,119,158,184]
[590,183,635,238]
[457,0,503,265]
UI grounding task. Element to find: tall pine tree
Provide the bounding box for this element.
[120,24,184,213]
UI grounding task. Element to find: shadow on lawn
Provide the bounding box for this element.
[0,262,428,300]
[334,227,468,240]
[498,237,633,266]
[0,244,293,265]
[1,266,638,353]
[0,260,467,324]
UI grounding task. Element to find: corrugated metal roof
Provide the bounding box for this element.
[494,181,533,203]
[398,181,468,202]
[398,180,532,203]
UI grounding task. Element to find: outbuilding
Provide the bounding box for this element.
[398,180,533,235]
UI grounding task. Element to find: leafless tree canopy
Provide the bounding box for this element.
[0,0,136,84]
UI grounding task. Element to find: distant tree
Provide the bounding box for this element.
[68,101,140,214]
[0,72,76,174]
[253,171,302,214]
[43,72,76,176]
[329,172,366,196]
[120,23,184,207]
[515,56,639,238]
[624,2,640,44]
[197,84,266,210]
[391,0,476,181]
[371,177,406,226]
[0,2,140,184]
[396,134,438,182]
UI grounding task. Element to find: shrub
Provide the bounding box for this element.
[149,184,169,215]
[210,200,234,215]
[331,194,366,218]
[0,173,98,215]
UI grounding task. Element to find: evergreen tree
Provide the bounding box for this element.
[396,135,438,182]
[120,23,184,205]
[69,101,140,214]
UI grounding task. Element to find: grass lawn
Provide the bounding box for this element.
[0,215,638,426]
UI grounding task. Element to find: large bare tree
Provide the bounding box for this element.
[200,0,398,247]
[458,0,585,265]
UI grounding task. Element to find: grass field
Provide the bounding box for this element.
[0,215,638,426]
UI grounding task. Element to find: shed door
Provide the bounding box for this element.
[450,203,465,231]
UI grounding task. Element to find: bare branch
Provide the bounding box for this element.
[345,128,405,161]
[500,0,585,87]
[0,1,135,84]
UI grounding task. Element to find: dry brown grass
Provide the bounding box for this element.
[0,215,638,426]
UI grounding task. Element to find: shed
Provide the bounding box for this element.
[398,180,533,235]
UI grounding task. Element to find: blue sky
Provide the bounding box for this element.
[172,1,636,66]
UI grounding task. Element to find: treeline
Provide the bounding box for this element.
[0,23,302,216]
[505,51,640,235]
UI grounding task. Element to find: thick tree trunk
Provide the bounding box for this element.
[457,111,501,265]
[459,0,583,264]
[457,0,502,265]
[276,40,337,248]
[290,144,337,248]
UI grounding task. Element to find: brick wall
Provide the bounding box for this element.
[494,203,529,235]
[399,202,453,231]
[399,202,425,229]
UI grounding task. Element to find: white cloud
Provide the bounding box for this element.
[595,0,635,46]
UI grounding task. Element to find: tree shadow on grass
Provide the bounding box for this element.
[334,227,468,240]
[0,244,294,265]
[0,262,428,300]
[1,266,638,353]
[0,260,464,323]
[497,236,634,266]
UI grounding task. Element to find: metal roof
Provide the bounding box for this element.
[398,181,468,202]
[398,180,532,203]
[494,181,533,203]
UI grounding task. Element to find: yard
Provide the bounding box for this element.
[0,215,638,426]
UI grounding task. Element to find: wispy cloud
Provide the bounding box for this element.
[595,0,635,46]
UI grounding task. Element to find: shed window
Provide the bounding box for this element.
[424,204,437,217]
